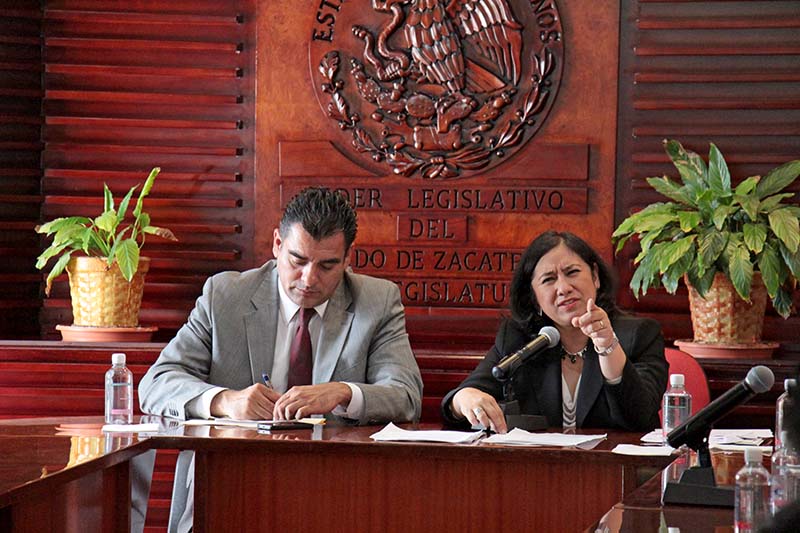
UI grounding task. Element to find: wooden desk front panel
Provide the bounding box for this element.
[195,445,627,533]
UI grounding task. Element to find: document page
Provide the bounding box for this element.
[370,422,485,444]
[484,428,607,449]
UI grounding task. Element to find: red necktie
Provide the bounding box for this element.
[287,307,314,388]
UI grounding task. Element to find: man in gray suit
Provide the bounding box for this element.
[138,187,423,532]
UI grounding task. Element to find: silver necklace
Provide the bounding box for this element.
[561,344,588,364]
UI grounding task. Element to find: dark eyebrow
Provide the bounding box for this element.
[288,250,342,266]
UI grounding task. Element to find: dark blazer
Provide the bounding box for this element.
[441,314,669,431]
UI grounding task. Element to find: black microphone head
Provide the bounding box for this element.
[538,326,560,348]
[745,365,775,394]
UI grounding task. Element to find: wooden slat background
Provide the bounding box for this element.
[0,2,43,339]
[615,0,800,357]
[30,0,255,341]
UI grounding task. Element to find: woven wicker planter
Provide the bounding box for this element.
[685,272,768,344]
[66,256,150,327]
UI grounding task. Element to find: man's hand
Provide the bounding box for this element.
[273,382,352,420]
[210,384,281,420]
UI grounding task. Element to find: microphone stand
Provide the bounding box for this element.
[495,366,548,432]
[662,425,734,507]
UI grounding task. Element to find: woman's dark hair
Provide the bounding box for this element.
[509,231,618,333]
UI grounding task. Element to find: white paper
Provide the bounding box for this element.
[370,422,485,444]
[613,444,675,456]
[484,428,607,449]
[102,423,160,433]
[641,428,772,446]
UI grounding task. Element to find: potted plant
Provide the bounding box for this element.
[35,167,177,338]
[612,139,800,355]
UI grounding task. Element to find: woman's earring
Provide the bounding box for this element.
[537,307,542,317]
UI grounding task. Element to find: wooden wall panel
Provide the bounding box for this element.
[256,0,621,351]
[0,2,42,339]
[615,0,800,357]
[37,0,257,341]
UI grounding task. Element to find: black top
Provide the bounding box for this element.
[441,314,669,431]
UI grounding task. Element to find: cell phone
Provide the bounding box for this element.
[256,421,313,432]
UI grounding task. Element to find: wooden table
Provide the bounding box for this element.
[151,423,673,533]
[0,417,674,533]
[586,449,754,532]
[0,417,151,533]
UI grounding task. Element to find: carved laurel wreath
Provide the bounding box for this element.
[318,47,556,179]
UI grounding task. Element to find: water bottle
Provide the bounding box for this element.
[104,352,133,424]
[774,378,797,452]
[771,431,800,514]
[662,373,692,444]
[735,448,770,533]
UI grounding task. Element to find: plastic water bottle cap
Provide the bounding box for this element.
[111,352,126,365]
[670,374,685,387]
[744,447,762,464]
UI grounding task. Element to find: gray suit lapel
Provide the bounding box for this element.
[244,265,279,385]
[315,278,354,384]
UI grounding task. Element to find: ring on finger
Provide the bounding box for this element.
[598,320,605,330]
[472,406,484,417]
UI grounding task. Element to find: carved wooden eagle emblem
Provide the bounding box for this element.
[310,0,563,178]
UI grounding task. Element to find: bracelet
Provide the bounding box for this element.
[595,333,619,357]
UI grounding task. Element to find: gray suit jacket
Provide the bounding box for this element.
[138,261,423,532]
[139,260,423,423]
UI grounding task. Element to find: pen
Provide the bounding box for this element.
[261,373,274,389]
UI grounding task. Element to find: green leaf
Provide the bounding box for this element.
[759,193,795,213]
[662,248,695,294]
[769,207,800,253]
[133,167,160,219]
[45,251,73,296]
[646,176,693,205]
[735,194,760,222]
[103,184,114,213]
[712,204,735,230]
[144,225,177,241]
[115,239,140,281]
[707,143,731,195]
[36,216,92,235]
[53,225,86,246]
[779,242,800,279]
[728,243,753,301]
[94,210,118,235]
[677,211,701,232]
[36,242,72,269]
[757,245,782,298]
[664,139,707,196]
[697,230,728,271]
[743,223,767,254]
[687,265,717,298]
[658,236,696,273]
[734,176,760,196]
[756,160,800,198]
[117,185,138,223]
[772,287,793,319]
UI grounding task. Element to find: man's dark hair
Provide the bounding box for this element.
[509,230,618,333]
[279,187,358,250]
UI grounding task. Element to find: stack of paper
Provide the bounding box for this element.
[370,423,485,444]
[641,428,772,447]
[484,428,607,449]
[612,444,675,456]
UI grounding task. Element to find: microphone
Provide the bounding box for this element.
[492,326,560,381]
[667,365,775,449]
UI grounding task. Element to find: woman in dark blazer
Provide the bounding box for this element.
[441,231,668,433]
